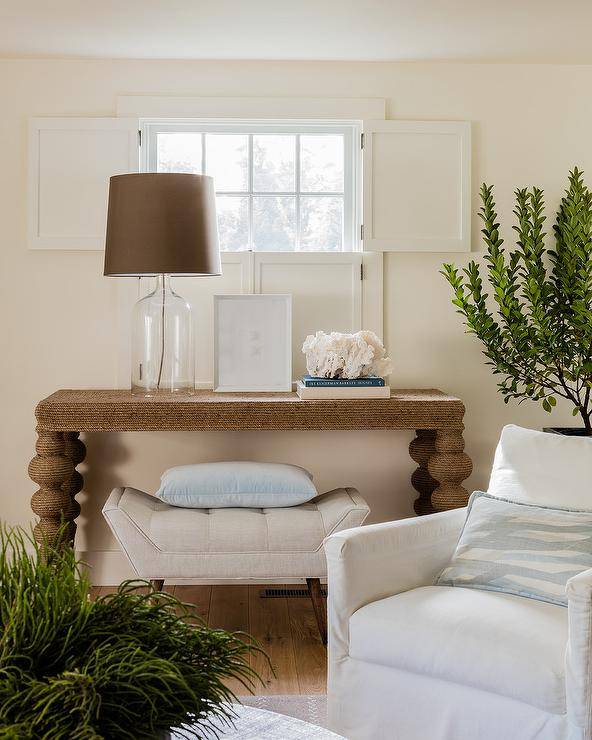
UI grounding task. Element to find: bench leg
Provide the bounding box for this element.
[306,578,327,645]
[150,579,164,592]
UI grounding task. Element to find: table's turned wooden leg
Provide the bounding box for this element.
[427,426,473,512]
[28,430,78,547]
[62,431,85,536]
[409,429,438,515]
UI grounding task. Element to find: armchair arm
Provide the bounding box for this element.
[566,567,592,738]
[324,507,466,659]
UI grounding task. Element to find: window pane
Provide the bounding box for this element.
[300,135,344,192]
[253,135,296,192]
[300,197,344,251]
[157,133,202,173]
[216,196,249,251]
[252,196,296,251]
[206,134,248,192]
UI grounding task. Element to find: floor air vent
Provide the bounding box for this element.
[260,587,327,599]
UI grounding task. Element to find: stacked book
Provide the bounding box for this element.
[296,375,391,400]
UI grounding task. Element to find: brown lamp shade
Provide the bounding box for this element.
[104,173,221,276]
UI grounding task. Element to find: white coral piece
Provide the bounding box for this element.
[302,330,393,379]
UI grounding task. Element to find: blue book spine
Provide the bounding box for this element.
[302,375,385,387]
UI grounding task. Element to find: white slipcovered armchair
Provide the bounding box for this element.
[324,425,592,740]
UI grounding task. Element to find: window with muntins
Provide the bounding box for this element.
[142,121,360,252]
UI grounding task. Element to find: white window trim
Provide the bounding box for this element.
[117,95,386,120]
[140,118,361,252]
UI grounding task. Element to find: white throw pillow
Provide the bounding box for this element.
[155,461,318,509]
[488,424,592,511]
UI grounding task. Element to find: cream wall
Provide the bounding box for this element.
[1,59,589,582]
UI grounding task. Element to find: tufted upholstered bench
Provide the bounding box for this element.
[103,486,369,643]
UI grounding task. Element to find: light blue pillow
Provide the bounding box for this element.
[436,491,592,607]
[155,461,318,509]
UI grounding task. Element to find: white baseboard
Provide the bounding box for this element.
[78,551,320,587]
[78,550,136,585]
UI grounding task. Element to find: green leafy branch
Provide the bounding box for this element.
[442,168,592,433]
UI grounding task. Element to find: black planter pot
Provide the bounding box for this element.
[543,427,592,437]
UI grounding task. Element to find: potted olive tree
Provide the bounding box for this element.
[442,168,592,436]
[0,527,262,739]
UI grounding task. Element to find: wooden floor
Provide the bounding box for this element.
[91,585,327,695]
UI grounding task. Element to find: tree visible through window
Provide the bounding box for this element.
[145,122,358,252]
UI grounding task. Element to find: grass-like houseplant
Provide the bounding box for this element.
[442,168,592,435]
[0,527,262,739]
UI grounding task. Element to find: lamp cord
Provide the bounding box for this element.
[156,275,166,390]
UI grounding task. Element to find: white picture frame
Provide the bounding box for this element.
[213,294,292,392]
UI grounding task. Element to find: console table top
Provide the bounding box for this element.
[29,388,471,547]
[35,388,465,432]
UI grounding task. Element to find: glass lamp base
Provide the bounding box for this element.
[131,383,195,397]
[131,275,195,396]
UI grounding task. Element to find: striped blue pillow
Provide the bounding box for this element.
[436,491,592,607]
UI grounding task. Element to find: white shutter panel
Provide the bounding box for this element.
[253,253,364,380]
[362,120,471,252]
[28,117,139,250]
[168,253,253,388]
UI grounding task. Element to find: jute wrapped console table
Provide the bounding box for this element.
[29,389,472,546]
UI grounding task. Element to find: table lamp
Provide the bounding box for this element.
[104,173,221,395]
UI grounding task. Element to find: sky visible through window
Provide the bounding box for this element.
[156,132,345,252]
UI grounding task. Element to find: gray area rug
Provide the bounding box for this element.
[170,697,338,739]
[239,694,329,729]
